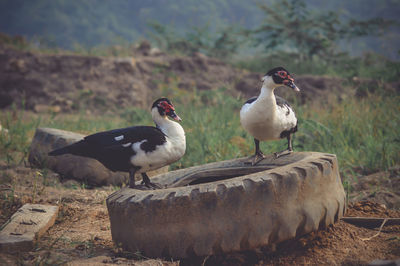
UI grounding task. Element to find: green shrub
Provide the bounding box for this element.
[0,105,40,166]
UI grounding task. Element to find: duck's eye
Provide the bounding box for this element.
[277,71,287,78]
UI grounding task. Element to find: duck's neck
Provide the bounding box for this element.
[257,78,278,105]
[259,85,275,100]
[152,109,185,140]
[249,78,278,117]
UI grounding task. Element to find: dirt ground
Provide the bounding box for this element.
[0,162,399,265]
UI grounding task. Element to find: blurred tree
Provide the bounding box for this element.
[211,26,241,58]
[148,21,241,59]
[249,0,394,61]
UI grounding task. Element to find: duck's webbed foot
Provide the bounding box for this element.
[252,151,266,165]
[244,139,267,165]
[274,134,294,158]
[274,149,292,158]
[141,173,163,189]
[252,138,266,165]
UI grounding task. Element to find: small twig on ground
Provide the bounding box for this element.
[341,217,400,228]
[0,184,12,190]
[360,218,388,241]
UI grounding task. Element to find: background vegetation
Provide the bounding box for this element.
[0,0,399,59]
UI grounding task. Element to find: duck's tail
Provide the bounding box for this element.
[48,140,90,157]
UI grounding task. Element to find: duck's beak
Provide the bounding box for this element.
[284,78,300,92]
[169,110,182,121]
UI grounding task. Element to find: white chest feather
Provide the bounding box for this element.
[130,121,186,172]
[240,88,297,141]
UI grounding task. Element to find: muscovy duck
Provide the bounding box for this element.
[240,67,300,165]
[48,98,186,188]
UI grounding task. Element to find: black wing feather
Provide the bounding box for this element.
[276,96,293,116]
[275,96,291,108]
[48,126,167,172]
[244,96,258,105]
[244,96,292,109]
[84,126,165,149]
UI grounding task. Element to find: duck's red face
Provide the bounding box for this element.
[159,101,174,113]
[267,67,300,92]
[278,71,298,91]
[156,99,182,121]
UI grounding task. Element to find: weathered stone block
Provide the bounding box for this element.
[0,204,59,253]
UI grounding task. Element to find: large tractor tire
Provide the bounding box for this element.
[107,152,346,259]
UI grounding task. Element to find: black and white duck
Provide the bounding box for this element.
[49,98,186,188]
[240,67,300,165]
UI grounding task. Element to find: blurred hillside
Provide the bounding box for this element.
[0,0,399,59]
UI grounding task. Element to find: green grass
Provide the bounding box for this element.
[1,84,399,186]
[0,106,40,166]
[296,94,400,180]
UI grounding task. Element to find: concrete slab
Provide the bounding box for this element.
[0,204,59,253]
